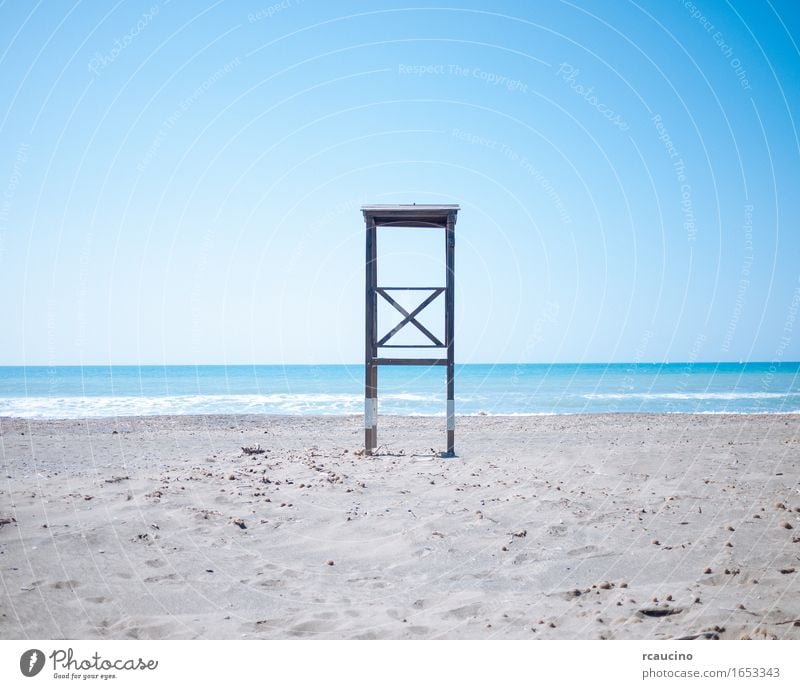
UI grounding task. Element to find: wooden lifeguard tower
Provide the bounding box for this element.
[362,204,459,456]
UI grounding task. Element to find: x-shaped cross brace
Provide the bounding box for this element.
[376,288,444,346]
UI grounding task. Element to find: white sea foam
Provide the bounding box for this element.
[0,392,459,419]
[2,389,798,419]
[667,410,800,415]
[385,393,436,402]
[583,392,796,400]
[0,394,362,419]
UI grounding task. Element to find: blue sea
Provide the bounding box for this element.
[0,363,798,419]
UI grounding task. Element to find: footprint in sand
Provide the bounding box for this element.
[143,573,178,584]
[122,623,176,640]
[86,596,109,604]
[289,620,327,637]
[256,579,283,589]
[444,603,481,620]
[567,544,599,557]
[353,630,379,640]
[51,580,80,590]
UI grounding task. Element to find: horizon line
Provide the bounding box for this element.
[1,361,799,368]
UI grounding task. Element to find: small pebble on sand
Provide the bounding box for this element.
[326,560,335,566]
[703,567,712,574]
[619,581,628,588]
[779,521,793,529]
[651,539,660,545]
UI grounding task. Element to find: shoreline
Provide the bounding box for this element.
[2,410,800,423]
[1,413,798,639]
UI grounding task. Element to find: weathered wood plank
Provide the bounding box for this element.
[374,358,448,366]
[445,210,456,456]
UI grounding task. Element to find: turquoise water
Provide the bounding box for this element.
[0,363,798,418]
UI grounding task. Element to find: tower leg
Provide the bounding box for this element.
[445,211,456,457]
[365,365,377,454]
[365,216,377,454]
[446,396,455,456]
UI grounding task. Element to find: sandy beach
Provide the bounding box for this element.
[1,413,798,640]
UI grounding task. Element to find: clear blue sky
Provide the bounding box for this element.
[1,0,798,365]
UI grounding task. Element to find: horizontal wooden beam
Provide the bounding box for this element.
[371,220,447,228]
[378,286,446,291]
[361,204,460,211]
[374,358,448,366]
[379,344,445,349]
